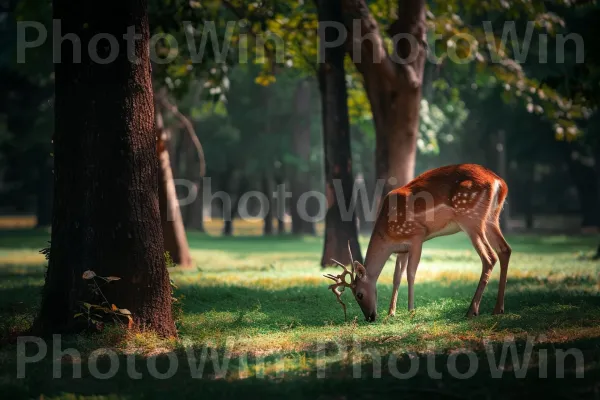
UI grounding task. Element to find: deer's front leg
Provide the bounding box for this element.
[389,252,408,316]
[407,241,423,311]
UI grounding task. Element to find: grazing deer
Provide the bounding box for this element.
[325,164,511,322]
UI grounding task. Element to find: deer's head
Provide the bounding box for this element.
[324,244,377,322]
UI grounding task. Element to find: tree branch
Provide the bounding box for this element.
[341,0,426,89]
[156,92,206,178]
[340,0,398,84]
[387,0,427,89]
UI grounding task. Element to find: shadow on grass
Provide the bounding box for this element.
[3,334,600,400]
[0,229,50,250]
[0,265,44,321]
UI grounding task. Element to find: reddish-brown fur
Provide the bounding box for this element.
[375,164,507,242]
[351,164,512,321]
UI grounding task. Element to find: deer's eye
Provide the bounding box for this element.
[356,292,363,300]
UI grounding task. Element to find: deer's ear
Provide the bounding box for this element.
[354,261,366,279]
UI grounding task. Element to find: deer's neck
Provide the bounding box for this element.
[364,234,394,282]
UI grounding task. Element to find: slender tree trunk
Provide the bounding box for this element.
[34,0,176,337]
[291,79,316,235]
[155,90,206,233]
[173,122,205,232]
[223,219,233,236]
[317,0,362,267]
[156,111,193,267]
[171,125,189,222]
[342,0,427,194]
[222,172,242,236]
[276,180,286,235]
[186,179,205,232]
[263,173,274,235]
[222,171,233,236]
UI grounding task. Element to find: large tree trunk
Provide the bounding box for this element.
[291,79,316,235]
[342,0,427,194]
[317,0,362,267]
[156,111,193,267]
[35,0,176,337]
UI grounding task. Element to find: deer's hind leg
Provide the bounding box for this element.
[485,183,511,315]
[453,181,498,317]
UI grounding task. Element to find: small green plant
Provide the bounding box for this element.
[165,251,176,268]
[74,270,132,331]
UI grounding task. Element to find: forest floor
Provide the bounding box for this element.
[0,223,599,399]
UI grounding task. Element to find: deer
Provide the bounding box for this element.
[325,164,512,322]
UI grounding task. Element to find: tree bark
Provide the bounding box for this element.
[35,0,176,337]
[342,0,427,194]
[156,112,193,267]
[291,79,316,235]
[317,0,362,267]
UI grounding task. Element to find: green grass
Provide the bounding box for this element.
[0,229,600,399]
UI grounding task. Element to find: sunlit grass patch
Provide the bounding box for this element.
[0,251,45,266]
[0,230,599,398]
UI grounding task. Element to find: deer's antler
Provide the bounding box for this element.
[323,244,357,321]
